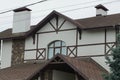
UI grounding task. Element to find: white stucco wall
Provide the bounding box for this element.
[25,36,37,50]
[106,28,116,42]
[92,56,110,71]
[77,45,104,56]
[78,29,115,45]
[38,30,76,48]
[1,40,12,69]
[24,50,36,60]
[53,70,75,80]
[59,18,77,30]
[24,36,37,60]
[38,23,54,32]
[77,29,115,71]
[78,29,105,45]
[77,29,116,56]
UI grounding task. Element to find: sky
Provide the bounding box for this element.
[0,0,120,31]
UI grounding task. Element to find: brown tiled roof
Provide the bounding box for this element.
[0,54,108,80]
[75,13,120,29]
[0,63,44,80]
[0,29,12,39]
[65,55,107,80]
[40,54,108,80]
[64,56,108,80]
[0,29,26,39]
[0,25,36,39]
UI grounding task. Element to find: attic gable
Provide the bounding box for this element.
[29,10,83,34]
[37,16,79,33]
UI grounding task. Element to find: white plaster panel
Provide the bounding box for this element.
[58,17,65,27]
[92,56,110,71]
[53,70,75,80]
[25,36,37,50]
[38,30,76,48]
[1,40,12,69]
[38,18,56,33]
[78,30,105,45]
[77,45,104,56]
[38,22,54,33]
[59,20,76,30]
[50,18,56,28]
[106,29,115,42]
[24,51,36,60]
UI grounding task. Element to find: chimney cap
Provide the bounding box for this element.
[13,7,31,12]
[95,4,109,11]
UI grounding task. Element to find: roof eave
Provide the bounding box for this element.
[83,25,115,30]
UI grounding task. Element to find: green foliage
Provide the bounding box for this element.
[104,34,120,80]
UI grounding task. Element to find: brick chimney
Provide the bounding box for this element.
[95,4,108,16]
[13,7,31,33]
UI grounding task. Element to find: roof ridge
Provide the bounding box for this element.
[75,13,120,21]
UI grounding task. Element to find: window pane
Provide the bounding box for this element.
[48,41,67,59]
[49,43,54,47]
[55,48,60,54]
[48,48,53,59]
[55,41,61,47]
[62,41,66,46]
[62,47,66,55]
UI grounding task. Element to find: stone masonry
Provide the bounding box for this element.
[12,39,25,66]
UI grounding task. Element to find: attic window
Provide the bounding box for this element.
[48,40,66,59]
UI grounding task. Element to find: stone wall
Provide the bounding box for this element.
[11,39,25,65]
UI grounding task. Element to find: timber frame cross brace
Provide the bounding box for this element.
[48,16,66,34]
[36,48,46,59]
[67,46,77,57]
[105,43,116,55]
[50,57,65,64]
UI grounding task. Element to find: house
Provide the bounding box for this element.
[0,4,119,80]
